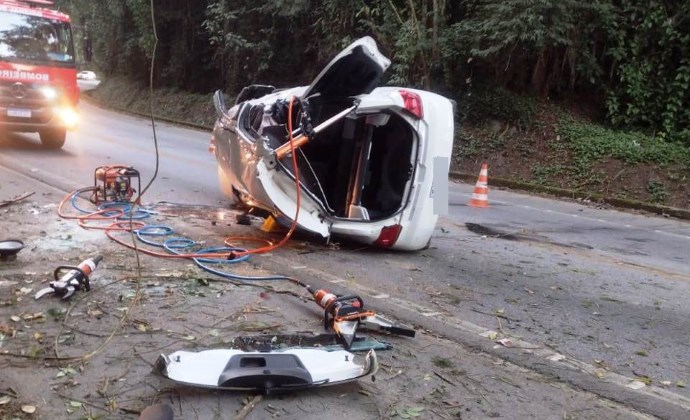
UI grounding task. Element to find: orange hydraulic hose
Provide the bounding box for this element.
[223,236,274,248]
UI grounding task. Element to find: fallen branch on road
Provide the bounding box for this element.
[0,191,34,208]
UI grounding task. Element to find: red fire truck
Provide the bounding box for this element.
[0,0,78,149]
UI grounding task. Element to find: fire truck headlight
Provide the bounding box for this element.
[55,106,80,129]
[40,87,58,101]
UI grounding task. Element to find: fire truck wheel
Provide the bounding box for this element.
[39,128,67,149]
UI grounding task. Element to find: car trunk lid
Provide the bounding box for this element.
[301,36,390,99]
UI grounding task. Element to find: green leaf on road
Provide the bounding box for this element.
[58,332,75,344]
[395,406,425,418]
[56,366,78,378]
[47,307,67,321]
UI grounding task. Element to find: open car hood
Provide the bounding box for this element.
[302,36,391,99]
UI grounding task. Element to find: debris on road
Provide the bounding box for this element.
[0,191,34,208]
[156,348,378,392]
[0,166,670,419]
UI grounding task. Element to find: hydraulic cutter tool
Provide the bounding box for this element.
[308,287,416,348]
[35,255,103,300]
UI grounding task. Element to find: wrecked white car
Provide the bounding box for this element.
[211,37,454,250]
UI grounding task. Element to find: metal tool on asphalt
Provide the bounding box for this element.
[155,347,377,393]
[35,255,103,300]
[309,287,416,348]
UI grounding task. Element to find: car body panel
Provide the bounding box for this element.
[212,37,454,250]
[256,160,331,236]
[303,36,390,99]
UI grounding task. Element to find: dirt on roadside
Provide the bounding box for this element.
[0,181,653,419]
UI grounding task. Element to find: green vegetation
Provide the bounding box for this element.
[59,1,690,142]
[91,77,216,127]
[459,87,538,130]
[647,181,668,204]
[558,121,690,167]
[547,120,690,197]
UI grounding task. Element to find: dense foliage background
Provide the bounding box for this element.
[57,0,689,145]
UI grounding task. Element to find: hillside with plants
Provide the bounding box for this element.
[59,0,689,209]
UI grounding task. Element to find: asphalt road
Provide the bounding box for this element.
[1,99,689,418]
[0,100,221,205]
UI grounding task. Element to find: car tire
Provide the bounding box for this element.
[39,128,66,149]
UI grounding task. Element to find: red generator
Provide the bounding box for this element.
[93,165,141,204]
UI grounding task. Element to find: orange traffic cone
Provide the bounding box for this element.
[468,163,490,208]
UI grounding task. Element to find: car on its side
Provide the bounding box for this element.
[210,37,454,250]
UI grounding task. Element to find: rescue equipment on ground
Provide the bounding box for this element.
[0,239,25,260]
[309,287,416,348]
[155,347,377,393]
[468,163,490,208]
[35,255,103,300]
[231,333,393,353]
[92,165,141,204]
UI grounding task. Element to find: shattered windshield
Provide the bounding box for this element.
[0,11,74,65]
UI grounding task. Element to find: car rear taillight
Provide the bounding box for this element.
[374,224,403,248]
[399,90,424,119]
[209,137,216,153]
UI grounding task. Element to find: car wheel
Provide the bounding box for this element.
[39,128,66,149]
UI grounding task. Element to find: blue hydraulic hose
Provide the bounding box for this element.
[69,193,153,220]
[136,225,175,246]
[193,257,297,282]
[132,224,299,283]
[70,191,93,214]
[66,190,298,283]
[185,246,250,265]
[100,202,152,220]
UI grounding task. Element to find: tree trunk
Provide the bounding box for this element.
[530,50,548,96]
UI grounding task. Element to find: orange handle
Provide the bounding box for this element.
[275,133,309,160]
